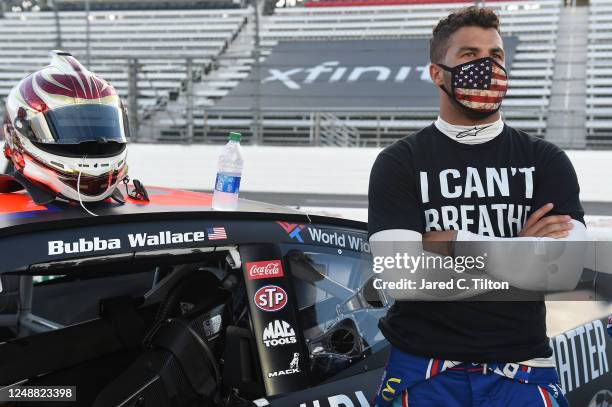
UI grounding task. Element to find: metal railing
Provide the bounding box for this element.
[135,106,552,147]
[316,112,362,147]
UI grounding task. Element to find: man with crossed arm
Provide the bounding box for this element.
[368,7,587,407]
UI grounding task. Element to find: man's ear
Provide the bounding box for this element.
[429,63,445,87]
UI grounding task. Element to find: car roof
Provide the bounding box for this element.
[0,185,368,274]
[0,185,366,237]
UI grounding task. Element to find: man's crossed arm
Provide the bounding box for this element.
[370,203,588,301]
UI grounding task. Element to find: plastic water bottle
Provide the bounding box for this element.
[212,132,244,211]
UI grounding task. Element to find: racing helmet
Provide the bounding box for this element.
[3,50,129,203]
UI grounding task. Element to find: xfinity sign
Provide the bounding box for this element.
[262,61,432,90]
[216,38,517,109]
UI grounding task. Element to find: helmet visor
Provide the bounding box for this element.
[28,104,128,144]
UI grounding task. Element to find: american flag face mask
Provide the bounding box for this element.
[437,57,508,117]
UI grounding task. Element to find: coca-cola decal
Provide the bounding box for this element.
[247,260,284,280]
[254,285,288,312]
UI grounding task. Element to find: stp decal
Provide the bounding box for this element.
[254,285,288,312]
[247,260,284,280]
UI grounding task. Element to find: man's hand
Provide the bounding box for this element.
[519,203,573,238]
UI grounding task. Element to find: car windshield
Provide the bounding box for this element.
[282,244,391,382]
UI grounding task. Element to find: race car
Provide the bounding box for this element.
[0,185,610,407]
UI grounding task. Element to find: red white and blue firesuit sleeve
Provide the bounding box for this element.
[373,347,568,407]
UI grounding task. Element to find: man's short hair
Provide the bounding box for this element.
[430,7,500,64]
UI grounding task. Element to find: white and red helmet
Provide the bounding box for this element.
[3,50,129,203]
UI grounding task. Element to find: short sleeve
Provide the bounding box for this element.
[533,148,585,225]
[367,151,424,238]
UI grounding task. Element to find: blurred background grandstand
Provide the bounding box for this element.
[0,0,607,148]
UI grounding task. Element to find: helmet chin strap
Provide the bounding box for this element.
[77,154,99,217]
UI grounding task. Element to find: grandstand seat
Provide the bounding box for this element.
[167,0,562,144]
[0,6,250,128]
[587,0,612,145]
[1,0,558,144]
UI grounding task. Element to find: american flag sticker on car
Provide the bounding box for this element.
[207,227,227,240]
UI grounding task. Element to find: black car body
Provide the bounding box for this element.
[0,186,610,407]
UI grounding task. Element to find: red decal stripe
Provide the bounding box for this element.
[19,74,48,112]
[539,386,553,407]
[430,359,439,377]
[0,192,47,214]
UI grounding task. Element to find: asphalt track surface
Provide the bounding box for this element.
[237,192,612,216]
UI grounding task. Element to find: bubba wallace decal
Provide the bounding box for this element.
[47,230,208,255]
[247,260,284,280]
[254,285,288,312]
[262,320,297,347]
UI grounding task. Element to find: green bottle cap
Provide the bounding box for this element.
[229,132,242,142]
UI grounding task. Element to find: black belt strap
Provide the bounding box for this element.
[147,319,218,400]
[99,296,145,351]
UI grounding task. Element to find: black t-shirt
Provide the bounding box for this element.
[367,123,584,363]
